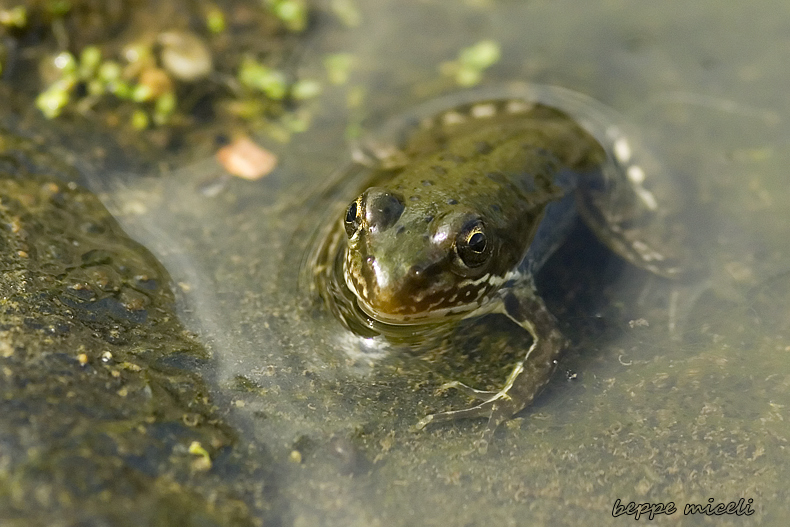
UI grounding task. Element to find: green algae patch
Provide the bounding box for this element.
[0,131,276,527]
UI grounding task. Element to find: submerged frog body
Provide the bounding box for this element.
[310,87,694,450]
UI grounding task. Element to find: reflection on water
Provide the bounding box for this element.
[95,1,790,525]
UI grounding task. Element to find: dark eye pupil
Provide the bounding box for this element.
[345,201,358,225]
[468,232,486,252]
[344,200,361,238]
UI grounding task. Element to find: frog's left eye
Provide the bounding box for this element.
[344,198,362,237]
[455,220,491,267]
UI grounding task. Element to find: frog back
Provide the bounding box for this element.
[305,84,701,336]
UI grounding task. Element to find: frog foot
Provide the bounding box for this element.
[437,380,498,399]
[416,383,522,453]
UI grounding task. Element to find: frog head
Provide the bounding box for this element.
[342,186,518,324]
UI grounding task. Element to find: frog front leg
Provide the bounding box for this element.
[417,284,568,451]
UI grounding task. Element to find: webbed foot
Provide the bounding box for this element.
[437,380,498,400]
[417,288,566,451]
[416,389,522,453]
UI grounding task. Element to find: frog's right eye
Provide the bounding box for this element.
[344,199,361,237]
[455,219,491,268]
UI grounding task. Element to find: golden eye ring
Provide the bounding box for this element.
[456,220,490,267]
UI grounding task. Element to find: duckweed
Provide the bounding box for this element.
[324,52,354,85]
[440,39,501,87]
[0,6,28,28]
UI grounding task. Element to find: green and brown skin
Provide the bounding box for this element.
[344,103,605,321]
[329,99,687,450]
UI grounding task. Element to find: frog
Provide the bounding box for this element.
[308,85,697,451]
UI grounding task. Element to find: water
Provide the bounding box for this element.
[94,1,790,525]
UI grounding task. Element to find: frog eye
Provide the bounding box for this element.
[344,198,361,237]
[455,220,490,267]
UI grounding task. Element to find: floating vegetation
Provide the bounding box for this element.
[266,0,309,32]
[0,5,27,28]
[1,1,326,147]
[324,52,355,85]
[330,0,362,28]
[1,2,503,158]
[440,39,501,87]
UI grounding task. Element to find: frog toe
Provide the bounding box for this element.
[439,380,498,400]
[416,401,494,430]
[477,399,520,453]
[418,394,521,452]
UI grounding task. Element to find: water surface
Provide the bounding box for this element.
[95,1,790,525]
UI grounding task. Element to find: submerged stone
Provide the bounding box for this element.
[0,130,276,527]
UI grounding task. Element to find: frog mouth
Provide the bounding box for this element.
[344,264,484,325]
[343,266,425,324]
[352,290,478,326]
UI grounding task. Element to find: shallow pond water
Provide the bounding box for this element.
[77,1,790,525]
